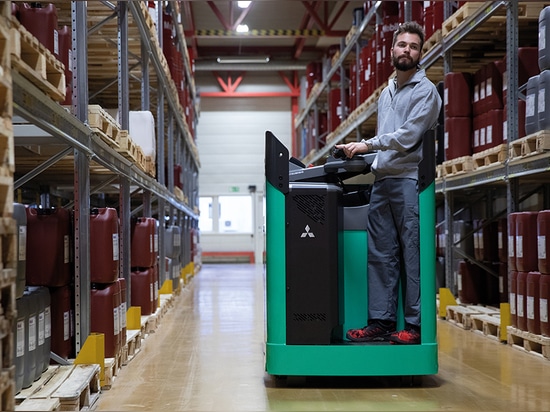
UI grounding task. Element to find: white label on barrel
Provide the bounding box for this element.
[64,235,70,264]
[527,296,535,320]
[154,233,159,253]
[16,320,24,357]
[174,234,181,247]
[487,125,493,145]
[486,78,493,97]
[510,292,516,315]
[444,88,448,106]
[473,129,479,148]
[498,231,503,249]
[516,236,523,258]
[539,88,546,114]
[28,315,37,351]
[113,234,119,261]
[444,131,449,149]
[539,235,547,259]
[38,311,45,346]
[63,311,70,341]
[474,84,479,103]
[457,273,462,291]
[19,226,27,261]
[114,307,120,335]
[499,276,504,293]
[155,282,158,300]
[150,234,154,253]
[526,93,535,117]
[150,283,154,301]
[480,80,486,100]
[45,306,51,339]
[121,302,127,328]
[541,298,548,322]
[518,294,524,317]
[508,236,514,257]
[541,25,546,51]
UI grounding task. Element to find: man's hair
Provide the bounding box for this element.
[392,21,425,51]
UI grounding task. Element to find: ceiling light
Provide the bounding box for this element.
[236,24,249,33]
[216,56,270,64]
[237,1,252,8]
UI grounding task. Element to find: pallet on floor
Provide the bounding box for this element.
[123,329,142,365]
[507,326,550,361]
[470,313,504,341]
[446,304,500,330]
[16,364,100,411]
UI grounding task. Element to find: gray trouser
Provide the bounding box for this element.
[367,178,420,327]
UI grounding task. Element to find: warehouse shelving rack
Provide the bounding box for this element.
[293,2,547,299]
[11,2,199,354]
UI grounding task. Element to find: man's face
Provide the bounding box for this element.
[391,32,422,72]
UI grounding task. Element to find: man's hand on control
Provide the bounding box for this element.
[335,140,371,158]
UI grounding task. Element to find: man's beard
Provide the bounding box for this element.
[392,54,418,71]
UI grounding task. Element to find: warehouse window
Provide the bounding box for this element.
[199,195,252,233]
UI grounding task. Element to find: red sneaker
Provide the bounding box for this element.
[389,328,421,344]
[346,321,396,342]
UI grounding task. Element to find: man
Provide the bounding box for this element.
[336,21,441,344]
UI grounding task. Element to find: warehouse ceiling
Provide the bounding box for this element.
[179,0,366,71]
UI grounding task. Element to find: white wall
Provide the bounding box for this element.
[196,96,292,257]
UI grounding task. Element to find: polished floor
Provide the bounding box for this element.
[95,263,550,411]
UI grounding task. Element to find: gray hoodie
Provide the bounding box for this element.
[368,69,441,181]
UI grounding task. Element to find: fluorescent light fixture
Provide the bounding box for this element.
[216,56,270,64]
[236,24,249,33]
[238,1,252,8]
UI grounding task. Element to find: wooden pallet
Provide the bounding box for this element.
[123,329,142,365]
[472,144,507,170]
[102,353,121,391]
[423,29,442,54]
[9,18,65,102]
[442,2,545,37]
[115,130,137,162]
[470,313,504,341]
[16,364,100,411]
[509,130,550,159]
[0,366,14,412]
[87,105,121,149]
[442,155,474,177]
[446,304,500,330]
[507,326,550,361]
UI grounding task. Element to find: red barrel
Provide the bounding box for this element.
[485,109,504,150]
[90,208,120,283]
[516,211,539,272]
[118,278,127,346]
[328,88,346,132]
[306,62,322,98]
[540,274,550,336]
[18,3,58,56]
[526,271,541,335]
[444,117,472,160]
[49,285,72,360]
[473,66,485,116]
[499,262,508,303]
[509,270,518,327]
[517,271,528,331]
[131,217,157,268]
[538,210,550,274]
[498,218,508,263]
[399,1,424,25]
[131,268,154,316]
[458,260,483,304]
[444,72,472,118]
[91,282,120,358]
[484,62,504,112]
[508,213,518,271]
[473,112,488,153]
[26,207,72,287]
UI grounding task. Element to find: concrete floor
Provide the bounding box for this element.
[95,263,550,411]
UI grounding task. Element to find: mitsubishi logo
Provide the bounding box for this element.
[301,225,315,238]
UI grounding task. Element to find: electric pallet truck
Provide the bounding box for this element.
[264,130,437,378]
